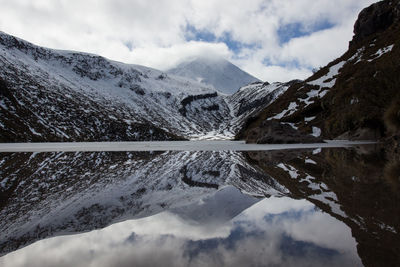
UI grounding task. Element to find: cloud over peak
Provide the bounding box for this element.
[0,0,378,82]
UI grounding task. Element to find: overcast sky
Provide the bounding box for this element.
[0,0,378,82]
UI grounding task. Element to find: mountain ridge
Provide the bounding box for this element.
[0,30,286,142]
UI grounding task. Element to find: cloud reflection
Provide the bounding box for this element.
[0,196,361,267]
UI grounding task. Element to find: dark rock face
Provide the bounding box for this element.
[247,120,322,144]
[350,0,400,48]
[239,0,400,144]
[335,127,383,141]
[178,93,218,117]
[236,94,277,117]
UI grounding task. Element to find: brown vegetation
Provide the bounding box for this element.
[384,160,400,190]
[384,96,400,134]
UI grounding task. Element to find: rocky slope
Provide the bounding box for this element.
[226,81,293,134]
[167,56,260,95]
[237,0,400,144]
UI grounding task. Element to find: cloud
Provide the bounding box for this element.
[0,0,378,82]
[278,20,356,68]
[232,58,312,82]
[128,41,232,71]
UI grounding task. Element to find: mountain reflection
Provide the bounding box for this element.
[0,150,282,256]
[0,195,361,267]
[0,145,399,266]
[247,145,400,267]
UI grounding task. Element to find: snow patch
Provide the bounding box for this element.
[309,191,347,218]
[270,102,298,120]
[0,99,7,110]
[304,116,316,123]
[350,97,359,105]
[305,158,317,165]
[282,122,298,130]
[311,127,321,137]
[377,222,397,234]
[368,44,394,62]
[312,148,322,155]
[299,88,329,108]
[191,130,234,140]
[277,163,299,179]
[348,47,364,64]
[29,127,42,136]
[308,61,346,88]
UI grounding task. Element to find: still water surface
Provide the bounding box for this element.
[0,142,398,266]
[0,140,375,152]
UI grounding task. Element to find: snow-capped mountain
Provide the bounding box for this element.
[0,32,286,142]
[0,31,286,142]
[167,56,260,95]
[0,32,233,141]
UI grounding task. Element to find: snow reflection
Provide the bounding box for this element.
[0,191,361,267]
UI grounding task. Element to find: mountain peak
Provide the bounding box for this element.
[167,56,260,95]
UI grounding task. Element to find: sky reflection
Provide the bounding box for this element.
[0,190,361,267]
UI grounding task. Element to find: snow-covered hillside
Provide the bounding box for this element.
[0,31,287,141]
[0,32,233,141]
[167,56,260,95]
[226,81,294,134]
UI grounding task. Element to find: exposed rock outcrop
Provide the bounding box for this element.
[350,0,400,48]
[247,120,322,144]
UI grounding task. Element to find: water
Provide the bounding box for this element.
[0,142,398,266]
[0,140,375,152]
[0,194,361,267]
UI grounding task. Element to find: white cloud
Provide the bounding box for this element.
[278,21,356,68]
[232,59,312,82]
[128,41,232,71]
[0,0,378,82]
